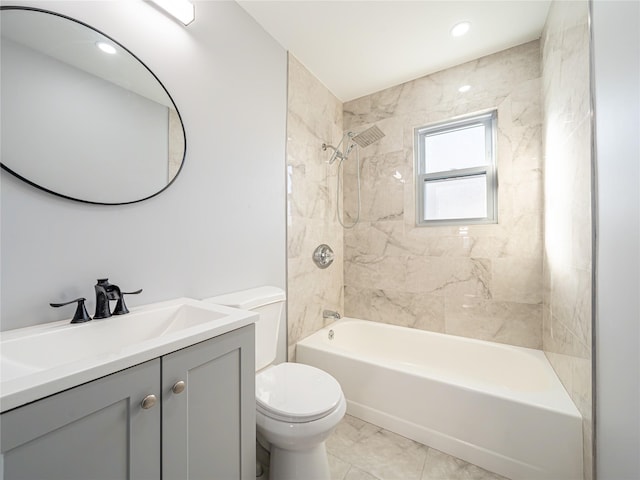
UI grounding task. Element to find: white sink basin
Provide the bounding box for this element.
[0,298,257,412]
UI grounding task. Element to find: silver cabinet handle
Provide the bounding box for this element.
[141,394,157,409]
[172,380,186,394]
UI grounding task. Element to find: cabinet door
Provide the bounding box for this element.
[162,325,255,480]
[0,359,161,480]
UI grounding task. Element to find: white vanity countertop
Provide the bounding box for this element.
[0,298,257,413]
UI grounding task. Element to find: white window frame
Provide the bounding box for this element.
[415,110,498,226]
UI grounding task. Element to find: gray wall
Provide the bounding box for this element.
[1,0,287,331]
[592,0,640,478]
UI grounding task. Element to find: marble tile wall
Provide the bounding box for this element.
[342,41,544,349]
[540,2,593,479]
[287,54,344,360]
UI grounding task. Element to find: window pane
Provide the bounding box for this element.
[423,175,487,220]
[424,124,486,173]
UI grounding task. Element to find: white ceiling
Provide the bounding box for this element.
[237,1,551,102]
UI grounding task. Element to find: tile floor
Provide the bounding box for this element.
[327,415,509,480]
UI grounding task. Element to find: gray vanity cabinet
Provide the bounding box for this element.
[0,324,255,480]
[0,359,162,479]
[162,324,256,480]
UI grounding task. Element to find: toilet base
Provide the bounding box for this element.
[269,442,330,480]
[256,439,270,479]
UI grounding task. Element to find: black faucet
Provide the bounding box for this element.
[50,279,143,323]
[94,278,142,319]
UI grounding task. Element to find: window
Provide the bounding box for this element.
[415,110,497,226]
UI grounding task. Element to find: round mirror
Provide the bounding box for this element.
[0,7,186,205]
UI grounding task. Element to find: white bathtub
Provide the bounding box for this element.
[296,318,583,480]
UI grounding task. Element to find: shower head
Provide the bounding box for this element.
[350,125,385,148]
[322,125,385,165]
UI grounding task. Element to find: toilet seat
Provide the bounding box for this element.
[256,363,343,423]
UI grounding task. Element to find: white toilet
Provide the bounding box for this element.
[206,286,346,480]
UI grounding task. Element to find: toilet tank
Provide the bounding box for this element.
[204,286,285,371]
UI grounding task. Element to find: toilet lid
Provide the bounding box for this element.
[256,363,343,423]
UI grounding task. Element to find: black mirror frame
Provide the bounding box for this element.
[0,6,187,205]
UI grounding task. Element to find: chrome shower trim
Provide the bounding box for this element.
[322,140,345,165]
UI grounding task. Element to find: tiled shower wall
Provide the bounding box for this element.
[342,42,544,348]
[286,54,344,360]
[541,2,593,478]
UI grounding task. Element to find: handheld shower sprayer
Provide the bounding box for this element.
[321,125,386,228]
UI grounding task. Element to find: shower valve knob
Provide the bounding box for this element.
[313,244,335,269]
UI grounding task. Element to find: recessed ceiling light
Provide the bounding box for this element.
[458,85,471,93]
[450,21,471,37]
[96,42,117,55]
